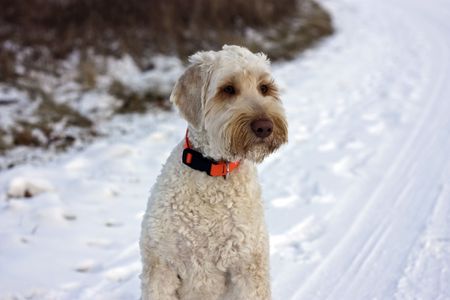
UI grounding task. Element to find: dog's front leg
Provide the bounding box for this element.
[224,253,271,300]
[140,253,181,300]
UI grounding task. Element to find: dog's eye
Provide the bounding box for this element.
[260,84,269,95]
[223,85,236,95]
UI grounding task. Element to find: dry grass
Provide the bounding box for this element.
[109,80,169,114]
[0,81,93,153]
[0,0,333,64]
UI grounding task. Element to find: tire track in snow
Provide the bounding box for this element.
[289,0,450,298]
[395,180,450,300]
[268,0,430,297]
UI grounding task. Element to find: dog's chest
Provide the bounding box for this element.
[174,175,263,269]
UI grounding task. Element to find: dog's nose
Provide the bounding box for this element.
[251,119,273,138]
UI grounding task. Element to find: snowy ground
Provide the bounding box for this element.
[1,0,450,299]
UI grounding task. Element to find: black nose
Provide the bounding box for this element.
[251,119,273,138]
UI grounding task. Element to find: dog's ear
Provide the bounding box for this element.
[170,65,203,129]
[170,51,215,129]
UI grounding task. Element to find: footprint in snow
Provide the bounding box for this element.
[63,214,77,221]
[318,141,337,152]
[331,156,356,177]
[310,193,336,204]
[292,125,311,142]
[345,140,366,150]
[270,216,325,262]
[86,238,114,249]
[271,195,299,208]
[367,121,386,135]
[105,220,123,228]
[104,264,140,282]
[75,259,101,273]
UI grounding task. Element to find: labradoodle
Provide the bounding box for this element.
[140,45,288,300]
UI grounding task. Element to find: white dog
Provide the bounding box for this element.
[140,45,288,300]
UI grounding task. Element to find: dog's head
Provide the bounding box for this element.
[171,45,288,163]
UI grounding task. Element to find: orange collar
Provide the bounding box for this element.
[182,129,240,178]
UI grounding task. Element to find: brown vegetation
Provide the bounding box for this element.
[0,0,333,64]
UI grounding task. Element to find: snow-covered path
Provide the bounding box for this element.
[275,1,450,299]
[1,0,450,299]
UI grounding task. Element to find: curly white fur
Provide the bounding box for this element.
[140,45,288,300]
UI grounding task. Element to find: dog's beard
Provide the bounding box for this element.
[222,113,288,163]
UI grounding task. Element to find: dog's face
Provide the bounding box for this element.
[171,45,288,163]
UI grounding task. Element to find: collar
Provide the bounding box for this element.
[182,129,240,178]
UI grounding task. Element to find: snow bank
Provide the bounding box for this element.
[7,177,54,198]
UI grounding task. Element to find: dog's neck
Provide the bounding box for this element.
[186,126,211,157]
[186,125,229,162]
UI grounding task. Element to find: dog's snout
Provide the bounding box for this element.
[251,119,273,138]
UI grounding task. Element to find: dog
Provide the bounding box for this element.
[140,45,288,300]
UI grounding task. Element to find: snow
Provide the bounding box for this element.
[0,50,184,167]
[7,177,54,198]
[107,54,183,97]
[1,0,450,299]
